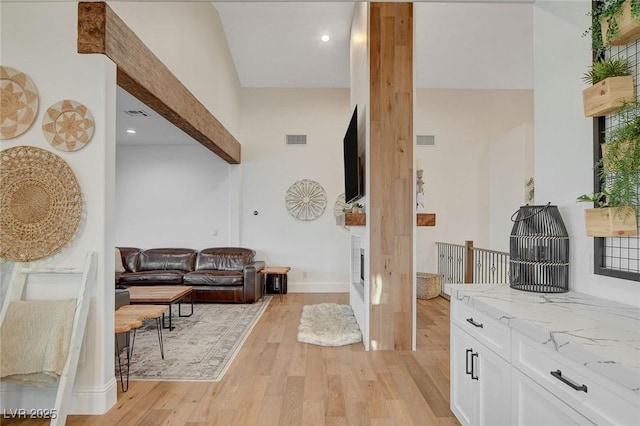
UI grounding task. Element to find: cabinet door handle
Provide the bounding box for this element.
[550,370,588,393]
[466,317,484,328]
[471,352,479,380]
[465,349,473,375]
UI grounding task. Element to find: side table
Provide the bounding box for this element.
[114,304,167,392]
[261,267,291,302]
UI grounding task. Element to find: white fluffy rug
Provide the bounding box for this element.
[297,303,362,346]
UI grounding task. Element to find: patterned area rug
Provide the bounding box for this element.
[297,303,362,346]
[123,297,270,382]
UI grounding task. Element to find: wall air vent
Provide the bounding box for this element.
[124,110,150,117]
[285,134,307,146]
[416,135,435,146]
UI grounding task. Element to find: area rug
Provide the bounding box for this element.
[297,303,362,346]
[124,296,270,382]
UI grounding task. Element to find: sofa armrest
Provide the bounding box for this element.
[243,261,265,303]
[115,289,130,351]
[115,288,130,310]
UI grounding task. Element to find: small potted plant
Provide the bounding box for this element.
[577,192,637,237]
[590,0,640,55]
[582,57,634,117]
[351,202,364,214]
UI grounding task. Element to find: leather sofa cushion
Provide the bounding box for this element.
[118,270,184,285]
[138,248,196,272]
[196,248,255,271]
[183,270,243,286]
[118,247,141,272]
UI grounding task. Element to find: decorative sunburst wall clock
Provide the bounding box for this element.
[285,179,327,221]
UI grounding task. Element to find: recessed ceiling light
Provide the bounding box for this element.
[126,129,136,134]
[321,35,330,42]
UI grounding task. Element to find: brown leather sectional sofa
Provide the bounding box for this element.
[116,247,265,303]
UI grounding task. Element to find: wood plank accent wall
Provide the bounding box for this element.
[77,2,241,164]
[368,2,413,351]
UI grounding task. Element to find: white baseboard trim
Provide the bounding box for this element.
[287,282,349,293]
[0,378,117,415]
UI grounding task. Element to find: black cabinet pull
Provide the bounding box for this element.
[471,352,479,380]
[466,317,484,328]
[465,349,473,375]
[550,370,587,393]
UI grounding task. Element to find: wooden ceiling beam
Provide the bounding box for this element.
[77,2,241,164]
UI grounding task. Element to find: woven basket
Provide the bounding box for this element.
[416,272,441,300]
[0,145,83,262]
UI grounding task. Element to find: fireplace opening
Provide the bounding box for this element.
[360,249,365,286]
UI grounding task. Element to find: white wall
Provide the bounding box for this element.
[112,1,244,249]
[110,1,242,138]
[1,2,116,413]
[239,88,351,292]
[489,124,534,252]
[534,1,640,306]
[415,89,533,273]
[349,1,370,348]
[115,144,232,249]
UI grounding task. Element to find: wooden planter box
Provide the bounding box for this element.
[585,207,638,237]
[583,75,635,117]
[601,0,640,46]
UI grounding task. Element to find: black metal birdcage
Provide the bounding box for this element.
[509,203,569,293]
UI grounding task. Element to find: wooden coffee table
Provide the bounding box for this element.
[126,285,193,330]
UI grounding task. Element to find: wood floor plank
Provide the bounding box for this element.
[278,375,305,426]
[325,375,346,417]
[301,401,325,426]
[5,294,458,426]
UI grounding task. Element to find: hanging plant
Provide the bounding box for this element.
[588,0,640,55]
[582,57,635,117]
[577,102,640,236]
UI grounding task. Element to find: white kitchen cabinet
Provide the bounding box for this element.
[448,286,640,426]
[512,331,640,426]
[511,367,594,426]
[450,323,511,426]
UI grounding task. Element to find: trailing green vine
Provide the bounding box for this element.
[584,101,640,211]
[587,0,640,56]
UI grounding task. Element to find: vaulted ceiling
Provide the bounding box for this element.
[215,1,533,89]
[117,0,534,146]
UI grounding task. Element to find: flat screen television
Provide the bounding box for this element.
[343,106,363,203]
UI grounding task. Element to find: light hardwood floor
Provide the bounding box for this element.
[5,293,459,425]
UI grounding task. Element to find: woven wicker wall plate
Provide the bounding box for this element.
[42,100,94,152]
[285,179,327,221]
[0,66,39,140]
[0,146,83,262]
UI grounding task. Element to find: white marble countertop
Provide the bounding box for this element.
[446,284,640,396]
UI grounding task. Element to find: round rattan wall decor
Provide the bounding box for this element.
[42,99,94,152]
[0,66,39,140]
[0,146,83,262]
[285,179,327,221]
